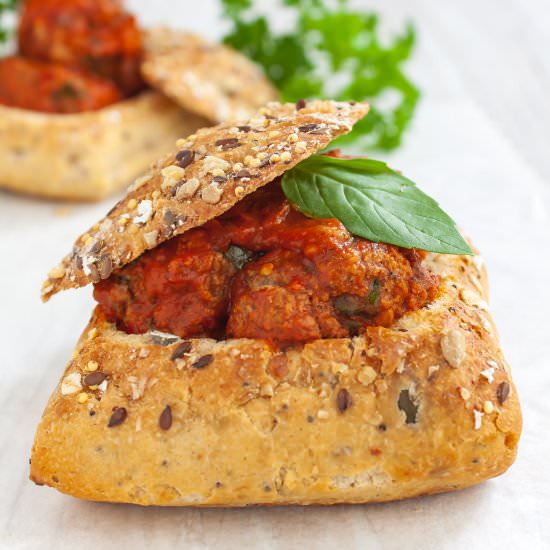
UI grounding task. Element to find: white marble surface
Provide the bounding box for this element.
[1,1,549,548]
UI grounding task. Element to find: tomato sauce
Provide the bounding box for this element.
[0,57,122,113]
[94,181,439,344]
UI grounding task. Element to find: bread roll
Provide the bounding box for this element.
[31,100,521,505]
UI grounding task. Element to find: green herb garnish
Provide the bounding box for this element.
[221,0,419,151]
[52,83,81,101]
[0,0,18,45]
[281,155,473,255]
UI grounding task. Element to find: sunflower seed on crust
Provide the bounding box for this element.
[440,329,467,368]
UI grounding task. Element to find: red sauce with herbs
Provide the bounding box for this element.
[94,181,439,344]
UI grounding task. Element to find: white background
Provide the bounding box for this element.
[1,1,549,548]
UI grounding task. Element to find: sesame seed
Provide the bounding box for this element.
[200,155,231,176]
[118,214,130,226]
[257,152,268,161]
[235,186,245,197]
[233,162,243,172]
[152,190,160,200]
[295,141,307,154]
[161,166,185,193]
[127,198,137,210]
[211,168,226,177]
[77,392,89,404]
[162,165,185,178]
[270,153,282,163]
[176,138,187,148]
[483,400,494,414]
[244,155,254,166]
[48,265,65,279]
[459,387,471,400]
[357,366,376,386]
[440,329,466,368]
[143,230,159,248]
[249,158,261,168]
[473,409,484,430]
[480,366,495,383]
[86,360,99,372]
[288,133,299,143]
[280,151,292,163]
[317,410,329,419]
[269,130,281,138]
[261,383,274,397]
[61,373,82,395]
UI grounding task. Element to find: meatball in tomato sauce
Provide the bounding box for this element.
[94,181,439,345]
[0,56,122,113]
[18,0,144,96]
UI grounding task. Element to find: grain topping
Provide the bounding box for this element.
[42,100,368,301]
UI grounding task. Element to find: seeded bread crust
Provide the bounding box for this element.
[141,28,279,123]
[0,91,207,201]
[41,100,369,300]
[30,250,521,506]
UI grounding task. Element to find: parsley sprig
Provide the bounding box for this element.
[0,0,17,45]
[221,0,420,151]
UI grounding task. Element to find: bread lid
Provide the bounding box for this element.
[141,28,279,123]
[42,99,369,301]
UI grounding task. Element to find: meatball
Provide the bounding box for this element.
[94,226,236,338]
[18,0,144,95]
[226,238,436,342]
[93,182,439,345]
[0,56,122,113]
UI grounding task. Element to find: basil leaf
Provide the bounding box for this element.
[281,155,473,255]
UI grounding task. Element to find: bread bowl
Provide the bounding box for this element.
[0,1,278,201]
[31,100,521,506]
[0,92,207,201]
